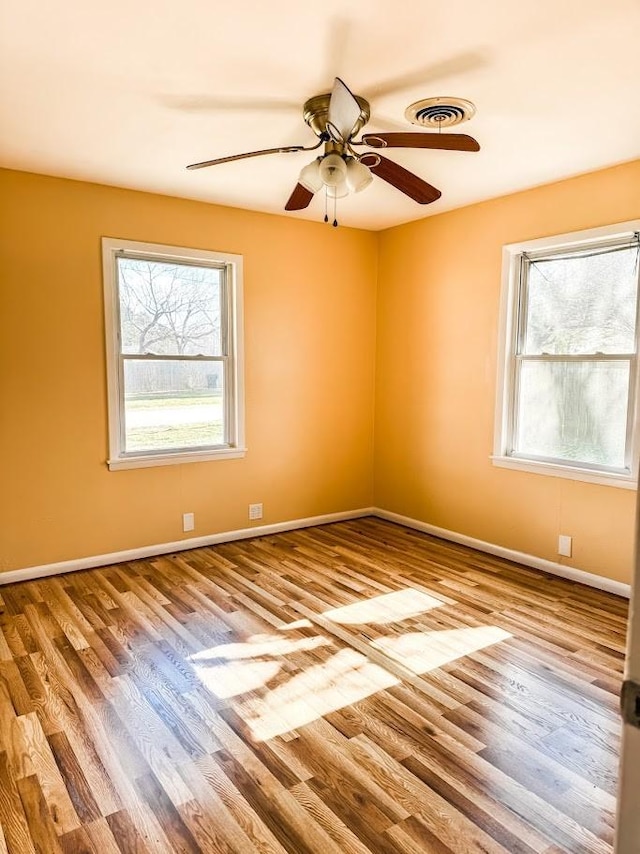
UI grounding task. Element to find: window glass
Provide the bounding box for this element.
[523,246,637,355]
[102,238,243,469]
[118,258,223,356]
[514,360,629,468]
[123,360,224,452]
[495,224,640,483]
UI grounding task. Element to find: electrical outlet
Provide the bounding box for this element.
[183,512,195,532]
[558,534,572,557]
[249,503,263,521]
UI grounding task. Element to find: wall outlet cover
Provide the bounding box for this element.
[249,503,263,520]
[183,512,195,532]
[558,534,572,557]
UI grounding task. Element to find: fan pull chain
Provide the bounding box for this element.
[324,188,329,223]
[333,193,338,228]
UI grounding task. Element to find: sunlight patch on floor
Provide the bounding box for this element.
[370,626,512,674]
[193,658,282,700]
[243,648,399,741]
[190,633,329,661]
[322,588,445,625]
[189,634,331,699]
[187,589,511,740]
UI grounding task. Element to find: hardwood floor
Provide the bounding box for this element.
[0,517,627,853]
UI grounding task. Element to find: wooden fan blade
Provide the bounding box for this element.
[362,132,480,152]
[327,77,361,141]
[360,153,441,204]
[285,183,314,211]
[187,145,304,170]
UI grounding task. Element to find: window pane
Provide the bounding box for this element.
[123,360,224,452]
[514,360,629,468]
[523,246,638,355]
[118,258,222,356]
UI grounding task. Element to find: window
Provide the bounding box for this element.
[102,238,244,470]
[494,221,640,488]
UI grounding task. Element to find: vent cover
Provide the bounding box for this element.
[405,97,476,128]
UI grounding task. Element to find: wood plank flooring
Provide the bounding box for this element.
[0,517,627,853]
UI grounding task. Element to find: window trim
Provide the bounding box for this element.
[102,237,246,471]
[492,220,640,489]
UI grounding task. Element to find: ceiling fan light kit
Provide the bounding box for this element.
[318,152,348,187]
[346,157,373,193]
[299,159,323,193]
[187,78,480,225]
[327,181,349,200]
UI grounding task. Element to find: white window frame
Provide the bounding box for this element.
[493,220,640,490]
[102,237,245,471]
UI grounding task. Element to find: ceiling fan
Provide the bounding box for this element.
[186,78,480,224]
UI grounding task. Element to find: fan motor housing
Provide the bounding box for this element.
[303,93,371,137]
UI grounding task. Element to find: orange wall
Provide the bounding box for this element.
[2,162,639,582]
[374,160,640,584]
[0,170,377,571]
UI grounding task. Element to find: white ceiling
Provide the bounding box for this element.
[1,0,639,230]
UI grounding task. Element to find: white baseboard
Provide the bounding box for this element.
[373,508,631,599]
[2,505,631,599]
[0,508,375,586]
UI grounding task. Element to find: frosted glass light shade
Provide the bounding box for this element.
[299,159,323,193]
[346,157,373,192]
[326,180,349,199]
[319,153,347,187]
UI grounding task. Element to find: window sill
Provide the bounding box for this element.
[490,455,637,490]
[108,447,247,470]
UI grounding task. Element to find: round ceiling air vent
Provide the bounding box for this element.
[404,97,476,128]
